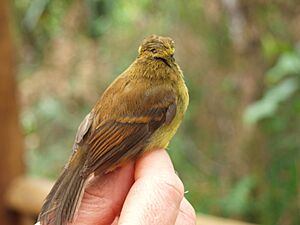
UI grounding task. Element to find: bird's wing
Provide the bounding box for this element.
[72,111,94,152]
[82,84,177,175]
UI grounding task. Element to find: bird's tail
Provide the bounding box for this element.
[38,158,87,225]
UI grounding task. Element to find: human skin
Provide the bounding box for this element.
[72,149,196,225]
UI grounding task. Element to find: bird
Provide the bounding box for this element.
[38,34,189,225]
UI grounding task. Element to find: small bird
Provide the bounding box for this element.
[38,35,189,225]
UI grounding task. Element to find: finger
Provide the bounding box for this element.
[118,149,184,225]
[175,198,197,225]
[73,162,135,225]
[111,217,119,225]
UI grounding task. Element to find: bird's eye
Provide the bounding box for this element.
[150,48,156,53]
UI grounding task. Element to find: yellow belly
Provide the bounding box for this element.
[145,79,189,151]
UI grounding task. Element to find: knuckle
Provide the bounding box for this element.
[157,173,184,201]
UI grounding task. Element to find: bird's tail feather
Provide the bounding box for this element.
[38,162,87,225]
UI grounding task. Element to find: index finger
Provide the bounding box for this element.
[118,149,184,225]
[73,161,135,225]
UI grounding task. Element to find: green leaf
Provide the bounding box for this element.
[221,176,256,216]
[267,52,300,83]
[261,35,291,60]
[244,78,298,124]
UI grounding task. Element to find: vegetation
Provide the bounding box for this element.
[14,0,300,224]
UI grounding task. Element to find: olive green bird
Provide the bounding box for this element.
[38,35,189,225]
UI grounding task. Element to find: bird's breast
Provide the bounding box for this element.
[145,76,189,151]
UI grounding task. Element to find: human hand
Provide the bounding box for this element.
[72,149,196,225]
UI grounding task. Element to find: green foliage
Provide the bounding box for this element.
[14,0,73,56]
[244,78,298,124]
[221,176,256,216]
[261,35,292,60]
[85,0,114,37]
[244,50,300,124]
[267,52,300,83]
[244,46,300,224]
[21,96,90,178]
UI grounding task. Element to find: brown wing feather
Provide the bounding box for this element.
[75,79,179,175]
[72,111,94,152]
[81,104,176,175]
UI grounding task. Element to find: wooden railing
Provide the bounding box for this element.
[5,176,257,225]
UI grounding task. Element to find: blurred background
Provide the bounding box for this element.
[1,0,300,224]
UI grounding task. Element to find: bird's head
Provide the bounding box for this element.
[138,35,175,61]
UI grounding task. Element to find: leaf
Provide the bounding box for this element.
[23,0,50,31]
[261,35,291,60]
[221,176,256,215]
[267,52,300,83]
[244,78,298,124]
